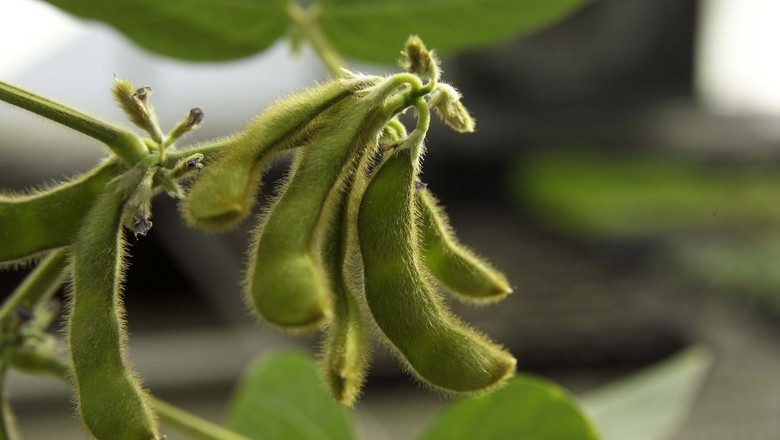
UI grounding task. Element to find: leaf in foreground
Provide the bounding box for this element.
[41,0,288,61]
[40,0,589,63]
[318,0,590,62]
[226,350,356,440]
[580,347,712,440]
[418,375,600,440]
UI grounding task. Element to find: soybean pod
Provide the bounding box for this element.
[183,76,381,231]
[245,88,396,331]
[358,103,515,393]
[417,190,512,302]
[319,145,380,406]
[0,161,120,264]
[68,161,160,440]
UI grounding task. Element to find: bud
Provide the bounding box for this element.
[166,107,204,145]
[112,77,164,143]
[428,83,475,133]
[400,35,440,83]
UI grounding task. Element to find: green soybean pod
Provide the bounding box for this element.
[417,190,512,302]
[358,109,516,393]
[183,76,381,231]
[319,146,379,406]
[0,161,120,264]
[68,165,160,440]
[245,90,393,331]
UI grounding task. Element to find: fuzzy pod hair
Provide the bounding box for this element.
[357,109,516,393]
[317,141,384,406]
[244,82,402,331]
[67,161,161,440]
[0,161,121,265]
[182,76,381,232]
[416,190,512,303]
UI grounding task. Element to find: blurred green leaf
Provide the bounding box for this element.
[318,0,590,62]
[226,350,356,440]
[581,347,712,440]
[41,0,588,63]
[42,0,288,61]
[418,375,600,440]
[515,151,780,238]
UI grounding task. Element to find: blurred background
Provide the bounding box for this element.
[2,0,780,438]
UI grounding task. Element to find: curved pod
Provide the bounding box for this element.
[68,169,160,440]
[417,190,512,302]
[0,161,119,264]
[358,125,516,393]
[319,149,379,406]
[245,88,397,331]
[183,77,380,231]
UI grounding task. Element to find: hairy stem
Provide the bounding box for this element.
[152,398,250,440]
[164,138,232,167]
[288,3,348,77]
[0,356,16,440]
[0,249,69,331]
[10,350,249,440]
[0,81,148,164]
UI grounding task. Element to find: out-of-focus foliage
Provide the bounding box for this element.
[418,375,600,440]
[515,150,780,238]
[40,0,589,62]
[581,347,712,440]
[41,0,288,61]
[227,351,356,440]
[317,0,589,62]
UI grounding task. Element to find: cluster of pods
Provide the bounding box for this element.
[184,40,516,406]
[0,38,515,440]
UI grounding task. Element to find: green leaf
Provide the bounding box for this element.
[418,375,600,440]
[41,0,288,61]
[581,347,712,440]
[42,0,587,63]
[226,350,356,440]
[318,0,590,62]
[515,151,780,238]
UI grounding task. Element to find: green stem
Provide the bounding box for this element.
[413,98,431,136]
[8,350,249,440]
[288,3,348,77]
[0,81,148,164]
[151,398,250,440]
[0,249,68,331]
[163,138,232,167]
[0,356,17,440]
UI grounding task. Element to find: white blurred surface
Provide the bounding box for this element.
[0,0,325,180]
[697,0,780,116]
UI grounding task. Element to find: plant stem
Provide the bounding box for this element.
[151,398,250,440]
[0,249,68,331]
[164,138,232,167]
[288,3,348,77]
[9,349,249,440]
[0,357,17,440]
[0,81,148,164]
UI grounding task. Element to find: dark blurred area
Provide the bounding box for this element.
[3,0,780,438]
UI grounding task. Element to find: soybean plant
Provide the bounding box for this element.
[0,36,515,438]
